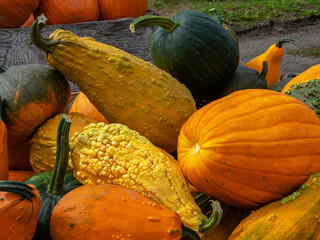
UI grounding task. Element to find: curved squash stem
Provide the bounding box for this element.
[181,223,201,240]
[259,61,269,79]
[199,200,223,233]
[30,14,60,54]
[47,114,72,195]
[276,37,296,48]
[130,15,178,33]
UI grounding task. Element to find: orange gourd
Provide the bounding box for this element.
[34,0,99,25]
[0,97,8,180]
[8,170,36,182]
[245,38,296,87]
[50,183,200,240]
[8,140,33,171]
[20,14,35,27]
[178,89,320,209]
[98,0,148,20]
[69,92,109,123]
[281,64,320,93]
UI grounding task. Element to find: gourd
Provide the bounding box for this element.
[245,38,296,87]
[20,13,35,27]
[9,170,36,182]
[69,92,110,123]
[228,171,320,240]
[30,15,197,153]
[0,64,71,146]
[34,0,99,25]
[218,61,268,98]
[0,0,39,28]
[0,97,8,180]
[284,79,320,117]
[281,64,320,93]
[178,89,320,209]
[0,181,42,239]
[8,140,33,171]
[30,112,98,173]
[98,0,148,20]
[130,10,240,101]
[70,122,222,234]
[25,114,82,239]
[50,183,200,240]
[268,73,297,92]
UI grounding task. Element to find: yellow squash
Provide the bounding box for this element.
[30,15,197,153]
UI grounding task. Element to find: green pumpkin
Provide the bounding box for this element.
[269,73,297,92]
[24,114,82,240]
[130,10,240,101]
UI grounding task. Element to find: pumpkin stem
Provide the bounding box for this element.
[199,200,223,233]
[259,61,269,79]
[130,15,178,33]
[276,37,296,48]
[47,114,72,195]
[180,223,201,240]
[30,14,60,54]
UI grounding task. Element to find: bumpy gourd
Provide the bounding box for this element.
[70,122,222,234]
[30,15,197,153]
[229,171,320,239]
[284,79,320,118]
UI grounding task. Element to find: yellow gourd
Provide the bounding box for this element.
[69,122,222,235]
[245,38,296,87]
[30,15,197,153]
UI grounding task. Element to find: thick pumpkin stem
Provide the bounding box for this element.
[30,14,60,54]
[130,15,178,33]
[276,37,296,48]
[259,61,269,79]
[47,114,72,195]
[199,200,223,233]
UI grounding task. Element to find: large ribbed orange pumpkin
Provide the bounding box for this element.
[178,89,320,209]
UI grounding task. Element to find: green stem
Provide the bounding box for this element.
[276,37,296,48]
[199,200,223,233]
[29,14,60,54]
[47,114,72,195]
[180,223,200,240]
[130,15,178,33]
[259,61,269,79]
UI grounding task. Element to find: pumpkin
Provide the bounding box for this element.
[98,0,148,20]
[20,13,35,27]
[25,114,82,239]
[8,140,33,171]
[0,181,42,239]
[30,112,99,173]
[30,15,196,153]
[0,96,8,180]
[178,89,320,209]
[69,92,110,123]
[8,170,36,182]
[69,122,222,234]
[281,64,320,93]
[0,64,71,146]
[0,0,39,28]
[228,171,320,240]
[245,38,296,87]
[34,0,99,25]
[130,10,240,101]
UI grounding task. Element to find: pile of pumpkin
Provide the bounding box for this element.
[1,8,320,240]
[0,0,148,28]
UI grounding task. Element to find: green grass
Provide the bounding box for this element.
[289,44,320,57]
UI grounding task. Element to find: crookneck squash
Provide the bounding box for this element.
[130,10,239,101]
[70,122,222,235]
[50,183,200,240]
[0,96,8,180]
[25,114,82,240]
[0,64,71,146]
[178,89,320,209]
[0,181,42,239]
[245,38,296,87]
[228,171,320,239]
[30,15,196,154]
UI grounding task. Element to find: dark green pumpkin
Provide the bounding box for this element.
[269,73,297,92]
[130,10,240,100]
[0,64,71,146]
[24,114,81,240]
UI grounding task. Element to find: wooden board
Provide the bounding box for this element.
[0,14,156,92]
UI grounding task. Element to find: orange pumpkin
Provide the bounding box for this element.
[69,92,109,123]
[8,170,36,182]
[98,0,148,20]
[20,13,35,27]
[34,0,99,25]
[8,140,33,171]
[178,89,320,209]
[0,97,8,180]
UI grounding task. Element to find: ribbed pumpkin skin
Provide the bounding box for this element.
[50,183,183,240]
[98,0,147,20]
[151,10,239,99]
[0,64,71,146]
[178,89,320,209]
[34,0,99,25]
[0,0,39,28]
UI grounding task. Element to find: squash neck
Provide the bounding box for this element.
[47,114,72,195]
[259,61,269,79]
[130,15,178,33]
[30,14,60,54]
[276,37,296,48]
